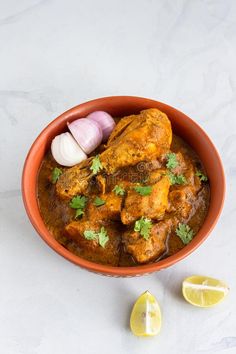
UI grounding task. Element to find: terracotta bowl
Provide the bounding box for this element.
[22,96,225,277]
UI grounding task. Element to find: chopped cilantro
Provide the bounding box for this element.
[166,153,178,170]
[167,172,186,185]
[97,227,109,248]
[176,223,194,244]
[90,155,103,175]
[195,170,208,182]
[134,185,152,196]
[70,195,87,209]
[83,227,109,248]
[51,167,62,184]
[113,185,125,196]
[134,217,153,240]
[69,195,87,219]
[93,196,106,207]
[84,230,97,240]
[75,209,84,218]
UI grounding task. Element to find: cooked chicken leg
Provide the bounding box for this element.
[102,108,172,174]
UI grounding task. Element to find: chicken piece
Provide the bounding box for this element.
[56,157,92,199]
[167,151,201,191]
[86,192,122,222]
[168,177,202,219]
[65,220,120,266]
[101,108,172,174]
[184,165,201,191]
[107,114,137,146]
[148,168,167,184]
[167,153,202,220]
[168,188,193,219]
[122,220,172,263]
[56,108,172,199]
[121,176,170,225]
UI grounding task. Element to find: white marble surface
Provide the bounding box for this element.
[0,0,236,353]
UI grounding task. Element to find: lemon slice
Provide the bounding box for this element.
[130,291,161,336]
[182,275,229,308]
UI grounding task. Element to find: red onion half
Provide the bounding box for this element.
[87,111,115,142]
[67,118,103,154]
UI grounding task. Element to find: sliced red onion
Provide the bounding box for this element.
[51,132,87,167]
[87,111,115,142]
[67,118,103,154]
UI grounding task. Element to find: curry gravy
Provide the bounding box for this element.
[37,134,210,266]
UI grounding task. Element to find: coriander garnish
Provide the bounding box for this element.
[84,230,97,240]
[97,227,109,248]
[69,195,87,219]
[113,185,125,196]
[134,185,152,196]
[176,223,194,244]
[75,209,85,218]
[70,195,87,209]
[134,217,153,240]
[83,227,109,248]
[90,155,103,175]
[166,153,178,170]
[195,170,208,182]
[51,167,62,184]
[93,196,106,207]
[167,172,186,185]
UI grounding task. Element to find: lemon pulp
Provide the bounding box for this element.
[182,275,229,308]
[130,291,161,336]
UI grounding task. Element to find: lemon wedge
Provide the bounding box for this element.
[130,291,161,336]
[182,275,229,308]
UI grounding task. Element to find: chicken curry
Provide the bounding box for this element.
[37,108,210,266]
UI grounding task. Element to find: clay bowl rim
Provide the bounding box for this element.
[22,96,225,277]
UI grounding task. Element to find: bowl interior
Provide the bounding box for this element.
[22,96,225,276]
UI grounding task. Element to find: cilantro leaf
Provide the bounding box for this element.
[75,209,84,218]
[195,170,208,182]
[167,172,186,185]
[113,185,125,196]
[134,217,153,240]
[90,155,103,175]
[167,172,176,185]
[166,153,178,169]
[176,223,194,244]
[83,227,109,248]
[134,185,152,196]
[84,230,98,240]
[174,174,186,185]
[69,195,87,219]
[93,196,106,207]
[97,227,109,248]
[70,195,87,209]
[51,167,62,184]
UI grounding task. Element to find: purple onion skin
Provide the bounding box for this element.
[67,118,103,154]
[87,111,115,142]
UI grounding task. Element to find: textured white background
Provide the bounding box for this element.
[0,1,236,353]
